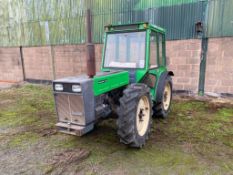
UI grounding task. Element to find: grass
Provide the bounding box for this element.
[0,84,55,129]
[0,84,232,174]
[7,132,40,148]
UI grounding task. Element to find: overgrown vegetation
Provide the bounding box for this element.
[0,84,232,174]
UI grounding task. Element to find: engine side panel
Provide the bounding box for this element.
[93,71,129,96]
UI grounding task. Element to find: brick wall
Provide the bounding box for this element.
[54,45,86,79]
[0,37,233,95]
[0,47,23,82]
[23,46,53,80]
[205,38,233,94]
[22,44,103,80]
[166,39,201,93]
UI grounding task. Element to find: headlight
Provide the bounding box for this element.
[72,85,81,92]
[55,84,63,91]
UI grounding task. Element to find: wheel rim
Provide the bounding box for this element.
[163,82,171,111]
[136,95,150,136]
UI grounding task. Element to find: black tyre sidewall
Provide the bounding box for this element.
[117,84,152,148]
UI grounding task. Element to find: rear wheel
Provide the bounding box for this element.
[117,84,152,148]
[153,76,172,118]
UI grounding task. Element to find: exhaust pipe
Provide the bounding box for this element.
[86,9,96,78]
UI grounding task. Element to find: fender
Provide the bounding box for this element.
[155,71,174,102]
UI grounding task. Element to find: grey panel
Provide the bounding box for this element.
[55,94,86,126]
[53,76,95,136]
[81,79,95,125]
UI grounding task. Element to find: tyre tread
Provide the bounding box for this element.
[117,83,152,148]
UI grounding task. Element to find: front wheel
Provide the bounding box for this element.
[117,84,152,148]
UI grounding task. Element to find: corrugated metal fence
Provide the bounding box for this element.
[207,0,233,37]
[0,0,232,47]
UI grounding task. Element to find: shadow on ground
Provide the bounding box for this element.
[0,84,232,175]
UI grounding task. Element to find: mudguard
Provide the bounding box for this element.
[155,71,174,102]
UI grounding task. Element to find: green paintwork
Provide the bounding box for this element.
[99,22,167,102]
[198,38,208,96]
[105,22,165,34]
[149,66,167,100]
[134,0,202,10]
[93,71,129,96]
[135,70,147,82]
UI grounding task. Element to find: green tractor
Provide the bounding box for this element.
[53,21,174,148]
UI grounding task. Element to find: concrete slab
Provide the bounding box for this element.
[0,82,23,90]
[0,82,15,90]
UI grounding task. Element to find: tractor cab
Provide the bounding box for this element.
[103,23,166,72]
[102,22,168,98]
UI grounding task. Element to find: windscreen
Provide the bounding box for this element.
[104,31,146,68]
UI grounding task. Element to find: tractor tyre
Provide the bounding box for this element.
[153,75,173,118]
[117,84,152,148]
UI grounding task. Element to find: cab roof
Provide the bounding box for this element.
[105,22,165,34]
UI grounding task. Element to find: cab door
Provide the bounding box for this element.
[146,30,167,101]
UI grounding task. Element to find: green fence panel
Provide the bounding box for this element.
[135,0,203,10]
[0,27,9,47]
[34,0,55,21]
[69,16,86,44]
[70,0,85,17]
[39,21,50,45]
[22,21,41,46]
[8,24,21,46]
[207,0,233,37]
[0,0,9,28]
[20,0,36,22]
[0,0,233,47]
[48,19,70,45]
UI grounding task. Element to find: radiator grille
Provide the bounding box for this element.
[55,94,85,125]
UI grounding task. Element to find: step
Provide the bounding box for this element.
[56,122,94,136]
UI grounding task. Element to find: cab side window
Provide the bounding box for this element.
[158,34,165,66]
[150,32,158,67]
